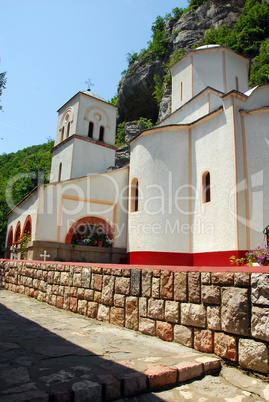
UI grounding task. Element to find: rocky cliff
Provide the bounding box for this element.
[117,0,246,125]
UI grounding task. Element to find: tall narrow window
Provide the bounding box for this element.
[66,122,71,138]
[58,163,62,182]
[202,171,211,203]
[180,82,183,102]
[61,126,65,141]
[130,178,139,212]
[99,126,105,142]
[235,76,239,91]
[88,122,94,138]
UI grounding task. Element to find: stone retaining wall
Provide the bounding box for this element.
[0,260,268,375]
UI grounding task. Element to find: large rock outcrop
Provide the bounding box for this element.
[117,0,246,124]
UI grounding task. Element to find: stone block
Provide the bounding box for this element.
[234,272,250,287]
[160,270,173,300]
[221,287,250,336]
[148,298,165,320]
[77,288,85,299]
[177,362,203,383]
[92,267,102,274]
[87,302,98,318]
[181,303,206,328]
[122,372,147,397]
[139,297,147,317]
[214,332,237,362]
[72,273,82,287]
[238,338,269,374]
[72,380,102,402]
[152,277,160,299]
[139,318,156,336]
[101,275,115,306]
[145,363,177,390]
[156,321,173,342]
[251,273,269,306]
[97,374,121,401]
[201,272,211,285]
[115,277,130,295]
[174,271,187,302]
[110,307,125,327]
[60,272,71,286]
[188,272,201,303]
[69,297,77,313]
[77,299,87,315]
[56,296,63,309]
[130,269,141,296]
[84,289,94,301]
[92,274,103,291]
[94,291,101,303]
[207,306,221,330]
[81,267,91,288]
[251,306,269,342]
[212,272,234,285]
[122,268,130,277]
[174,325,193,348]
[165,300,179,323]
[201,285,220,305]
[97,304,110,322]
[141,270,152,297]
[195,356,221,373]
[194,329,213,353]
[125,296,138,330]
[114,293,125,308]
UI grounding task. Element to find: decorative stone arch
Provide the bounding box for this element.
[60,107,74,127]
[65,216,113,244]
[7,226,13,247]
[84,106,111,130]
[14,222,21,243]
[22,215,32,240]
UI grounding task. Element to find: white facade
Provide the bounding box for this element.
[5,46,269,266]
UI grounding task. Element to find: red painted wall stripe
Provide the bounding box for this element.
[127,250,248,267]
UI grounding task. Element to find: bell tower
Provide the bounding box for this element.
[50,90,117,183]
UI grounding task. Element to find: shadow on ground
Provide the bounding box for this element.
[0,287,163,401]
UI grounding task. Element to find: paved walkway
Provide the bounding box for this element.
[0,288,268,401]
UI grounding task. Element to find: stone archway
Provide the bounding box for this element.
[65,216,113,244]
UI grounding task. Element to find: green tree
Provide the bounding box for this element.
[249,38,269,86]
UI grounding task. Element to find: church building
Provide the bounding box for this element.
[5,45,269,266]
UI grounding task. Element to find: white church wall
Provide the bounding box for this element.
[191,110,237,254]
[71,139,115,179]
[225,50,249,93]
[241,110,269,249]
[36,168,128,248]
[161,90,223,127]
[171,55,192,112]
[128,127,190,254]
[50,140,73,183]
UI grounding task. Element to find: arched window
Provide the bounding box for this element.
[88,122,94,138]
[14,222,21,244]
[7,226,13,247]
[202,171,211,203]
[99,126,105,142]
[23,216,32,240]
[61,126,65,142]
[180,81,183,102]
[58,162,62,182]
[130,178,139,212]
[66,122,71,138]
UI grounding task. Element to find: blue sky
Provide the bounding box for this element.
[0,0,189,155]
